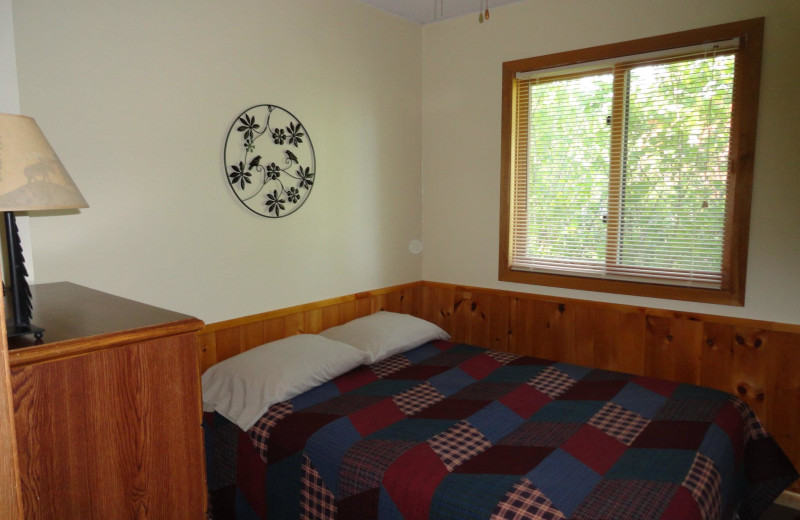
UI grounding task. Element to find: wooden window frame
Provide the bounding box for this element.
[499,18,764,306]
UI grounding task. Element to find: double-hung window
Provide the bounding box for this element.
[499,19,764,305]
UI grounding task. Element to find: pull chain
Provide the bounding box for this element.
[479,0,490,23]
[433,0,443,22]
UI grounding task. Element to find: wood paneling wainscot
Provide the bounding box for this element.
[200,280,800,492]
[420,281,800,493]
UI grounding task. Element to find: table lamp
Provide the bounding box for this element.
[0,113,88,339]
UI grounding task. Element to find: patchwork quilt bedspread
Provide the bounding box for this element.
[204,341,797,520]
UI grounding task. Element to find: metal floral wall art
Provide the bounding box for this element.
[224,105,315,218]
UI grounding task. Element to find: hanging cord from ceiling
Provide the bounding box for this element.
[433,0,444,22]
[479,0,491,23]
[431,0,490,24]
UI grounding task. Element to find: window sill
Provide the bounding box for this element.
[498,267,745,306]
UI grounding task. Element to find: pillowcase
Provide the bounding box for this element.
[319,311,450,363]
[201,334,367,430]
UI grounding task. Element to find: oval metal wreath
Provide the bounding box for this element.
[224,105,315,218]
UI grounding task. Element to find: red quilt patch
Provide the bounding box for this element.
[658,486,703,520]
[499,384,551,420]
[458,354,502,380]
[237,429,268,518]
[383,444,449,520]
[455,445,554,475]
[562,424,627,475]
[336,366,379,393]
[348,398,406,437]
[633,421,711,450]
[632,376,679,398]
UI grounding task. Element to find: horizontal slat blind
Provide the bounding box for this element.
[510,45,737,289]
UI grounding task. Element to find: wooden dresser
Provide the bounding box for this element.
[6,282,206,519]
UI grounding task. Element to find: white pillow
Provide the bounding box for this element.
[201,334,367,430]
[319,311,450,364]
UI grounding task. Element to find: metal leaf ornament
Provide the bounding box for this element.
[223,105,316,218]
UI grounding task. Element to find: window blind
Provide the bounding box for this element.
[510,44,738,289]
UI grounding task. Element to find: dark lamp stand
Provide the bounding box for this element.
[4,212,44,340]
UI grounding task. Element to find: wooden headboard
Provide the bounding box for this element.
[197,280,800,493]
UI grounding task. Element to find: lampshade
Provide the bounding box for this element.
[0,113,88,211]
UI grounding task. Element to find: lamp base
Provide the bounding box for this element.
[3,212,44,341]
[5,321,44,340]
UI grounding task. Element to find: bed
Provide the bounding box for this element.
[202,312,797,520]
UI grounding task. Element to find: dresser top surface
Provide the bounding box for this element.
[7,282,203,366]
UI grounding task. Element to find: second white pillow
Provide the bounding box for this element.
[319,311,450,363]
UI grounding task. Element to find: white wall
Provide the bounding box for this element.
[13,0,800,326]
[0,0,19,115]
[422,0,800,325]
[0,0,34,282]
[13,0,423,323]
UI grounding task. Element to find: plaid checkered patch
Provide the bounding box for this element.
[682,452,722,520]
[653,398,724,422]
[300,454,336,520]
[340,439,416,498]
[491,478,565,520]
[588,402,650,446]
[370,355,413,379]
[486,350,522,365]
[729,397,768,441]
[528,366,576,398]
[428,420,492,471]
[248,401,293,462]
[393,381,446,416]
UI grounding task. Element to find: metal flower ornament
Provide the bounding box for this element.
[224,105,316,218]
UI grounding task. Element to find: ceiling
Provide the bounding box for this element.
[355,0,527,25]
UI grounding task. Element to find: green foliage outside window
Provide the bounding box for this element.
[525,54,735,275]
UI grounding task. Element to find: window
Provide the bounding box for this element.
[499,19,764,305]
